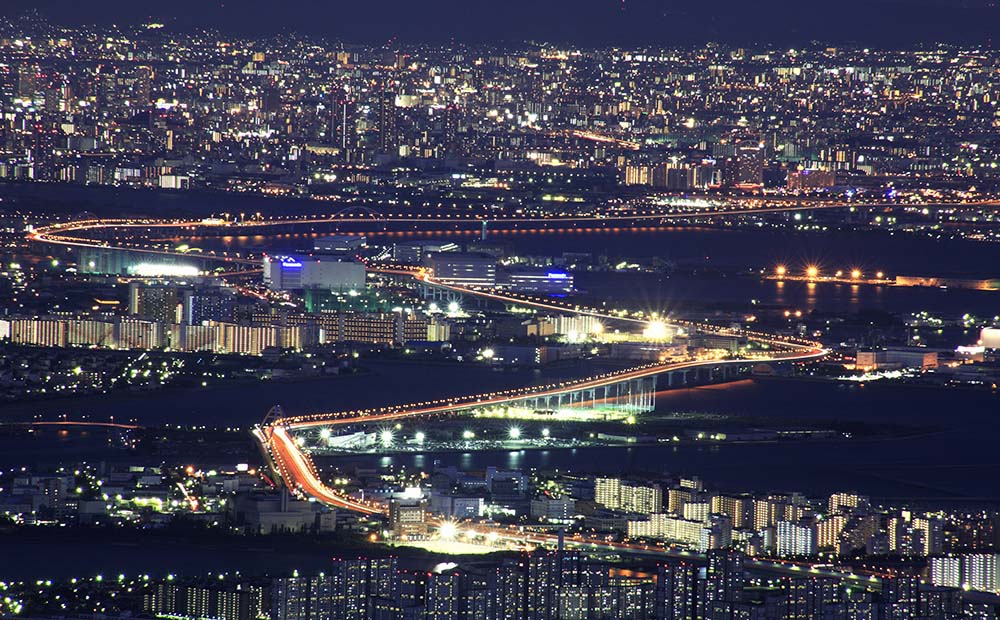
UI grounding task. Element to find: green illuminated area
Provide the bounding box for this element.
[472,404,639,422]
[303,287,411,313]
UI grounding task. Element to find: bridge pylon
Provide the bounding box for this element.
[261,405,284,438]
[256,405,287,488]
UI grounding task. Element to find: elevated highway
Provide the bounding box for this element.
[255,340,823,513]
[0,420,142,431]
[253,263,826,512]
[256,335,824,512]
[27,209,851,579]
[26,212,828,515]
[21,199,890,272]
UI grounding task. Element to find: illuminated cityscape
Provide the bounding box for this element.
[2,3,1000,620]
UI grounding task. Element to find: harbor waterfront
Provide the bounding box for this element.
[3,14,1000,618]
[3,367,998,506]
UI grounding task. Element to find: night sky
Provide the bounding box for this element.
[2,0,999,46]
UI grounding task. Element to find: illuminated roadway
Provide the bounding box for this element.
[30,212,829,522]
[22,198,957,259]
[258,331,825,506]
[247,265,828,519]
[28,197,1000,274]
[2,420,143,431]
[25,209,896,584]
[255,342,824,513]
[240,269,847,580]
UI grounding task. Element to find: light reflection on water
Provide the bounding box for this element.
[178,227,1000,317]
[322,379,1000,506]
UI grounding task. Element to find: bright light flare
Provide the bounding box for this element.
[379,429,395,447]
[775,265,787,277]
[129,263,200,277]
[643,320,669,340]
[508,426,521,440]
[805,266,819,279]
[850,269,862,279]
[438,520,459,540]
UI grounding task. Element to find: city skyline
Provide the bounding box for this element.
[2,7,1000,620]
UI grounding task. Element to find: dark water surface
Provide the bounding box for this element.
[2,363,997,505]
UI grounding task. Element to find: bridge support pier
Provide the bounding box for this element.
[506,374,657,418]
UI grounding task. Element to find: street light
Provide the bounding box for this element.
[643,320,669,341]
[806,265,819,279]
[508,426,521,440]
[438,520,459,540]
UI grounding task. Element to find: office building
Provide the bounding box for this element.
[392,241,459,264]
[734,140,764,188]
[129,281,183,323]
[787,168,836,190]
[181,286,238,324]
[263,254,366,292]
[425,253,497,287]
[856,347,938,371]
[388,496,427,537]
[501,269,574,295]
[530,496,575,522]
